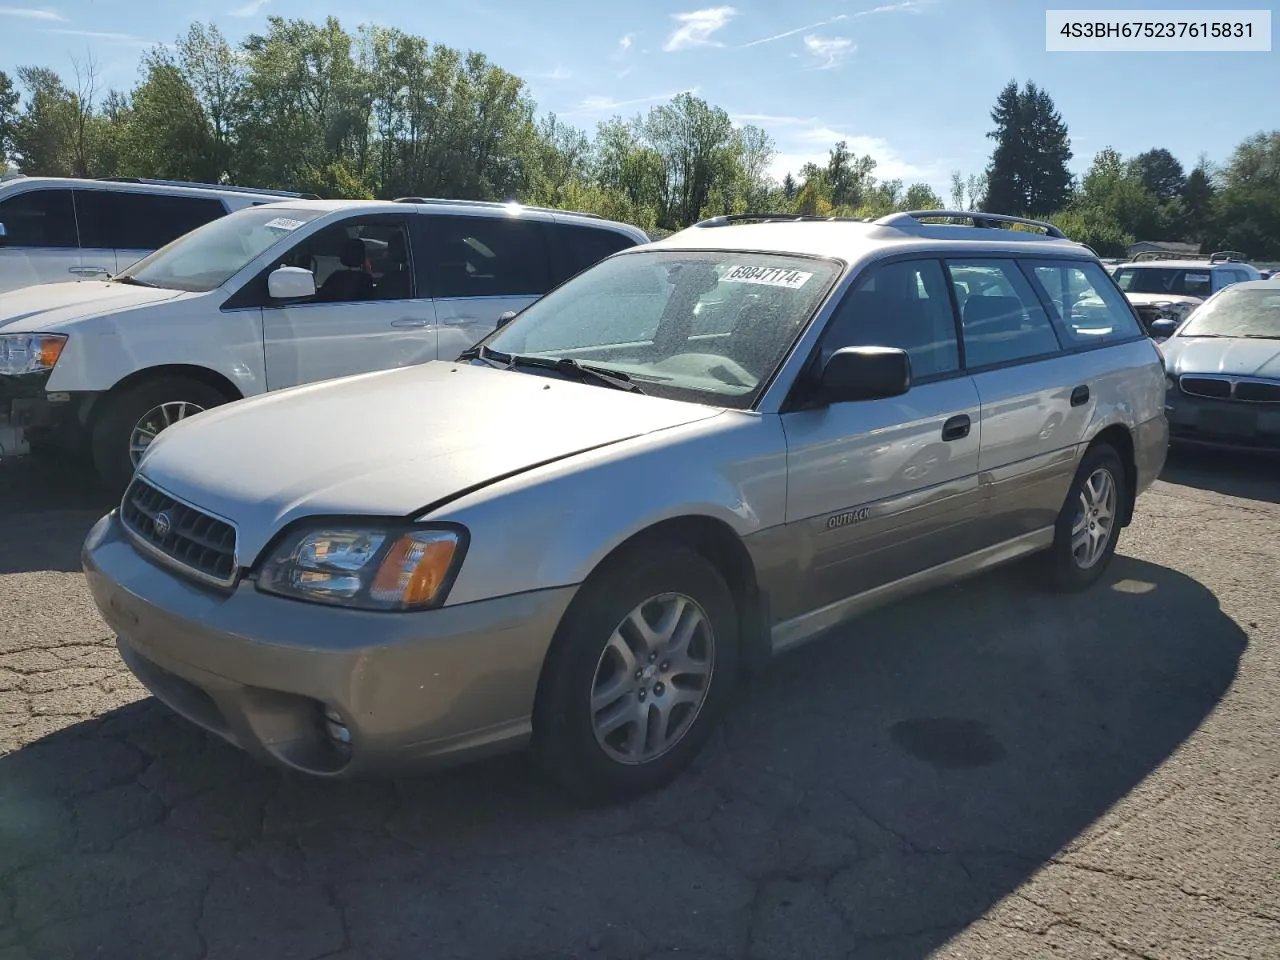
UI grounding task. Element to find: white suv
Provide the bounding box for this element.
[0,175,314,292]
[0,198,647,491]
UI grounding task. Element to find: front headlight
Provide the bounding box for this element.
[256,524,466,611]
[0,333,67,376]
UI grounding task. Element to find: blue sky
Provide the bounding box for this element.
[0,0,1273,196]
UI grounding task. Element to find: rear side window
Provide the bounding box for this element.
[427,215,552,299]
[1025,260,1142,346]
[0,189,77,247]
[946,259,1063,368]
[552,223,638,283]
[80,191,227,250]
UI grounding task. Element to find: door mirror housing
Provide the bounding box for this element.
[1148,318,1178,340]
[495,310,518,330]
[267,265,316,301]
[819,346,912,403]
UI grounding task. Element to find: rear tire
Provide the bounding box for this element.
[1044,444,1126,592]
[532,545,739,804]
[91,377,229,499]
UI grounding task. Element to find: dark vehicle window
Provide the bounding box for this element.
[819,259,960,379]
[428,215,551,299]
[1026,260,1142,345]
[553,224,638,283]
[946,259,1062,367]
[267,216,414,304]
[1112,266,1213,298]
[0,189,77,247]
[107,192,227,250]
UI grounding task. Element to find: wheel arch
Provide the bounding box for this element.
[89,364,244,429]
[1087,423,1137,526]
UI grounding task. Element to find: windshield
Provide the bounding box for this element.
[113,206,327,292]
[480,250,842,408]
[1112,266,1213,298]
[1180,287,1280,339]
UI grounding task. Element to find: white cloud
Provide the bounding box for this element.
[731,112,817,126]
[663,6,737,52]
[0,6,64,20]
[535,64,572,81]
[228,0,269,17]
[854,0,930,16]
[570,88,696,114]
[44,28,151,44]
[618,33,634,51]
[803,34,855,69]
[769,128,935,184]
[740,14,846,48]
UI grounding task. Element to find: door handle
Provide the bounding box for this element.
[69,265,109,276]
[390,318,431,328]
[941,414,971,441]
[1070,384,1091,407]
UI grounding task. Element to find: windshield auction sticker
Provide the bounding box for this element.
[722,265,813,288]
[264,217,307,231]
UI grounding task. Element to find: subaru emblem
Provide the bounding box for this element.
[153,511,172,539]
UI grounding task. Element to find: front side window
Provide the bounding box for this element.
[483,251,841,408]
[1179,287,1280,340]
[819,259,960,379]
[1112,266,1213,298]
[429,215,552,299]
[1026,260,1142,345]
[0,189,77,248]
[267,216,414,304]
[114,205,328,293]
[946,259,1062,368]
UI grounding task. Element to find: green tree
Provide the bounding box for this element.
[1130,147,1185,203]
[0,71,21,169]
[982,79,1073,216]
[1180,157,1216,244]
[118,62,220,181]
[12,66,77,175]
[1212,131,1280,259]
[902,183,943,210]
[642,93,736,227]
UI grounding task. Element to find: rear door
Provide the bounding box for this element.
[946,258,1082,545]
[779,257,984,621]
[421,213,555,359]
[71,189,125,280]
[0,187,82,290]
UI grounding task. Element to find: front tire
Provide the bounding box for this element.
[532,545,739,804]
[1045,443,1126,592]
[91,377,229,498]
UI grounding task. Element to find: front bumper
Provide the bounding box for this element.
[1165,386,1280,453]
[0,372,81,455]
[82,511,578,777]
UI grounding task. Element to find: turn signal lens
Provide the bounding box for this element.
[370,531,459,607]
[0,333,67,376]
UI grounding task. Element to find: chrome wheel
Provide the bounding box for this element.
[1071,466,1117,570]
[590,592,715,765]
[128,401,205,466]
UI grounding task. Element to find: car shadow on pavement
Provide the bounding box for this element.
[1161,446,1280,504]
[0,556,1246,960]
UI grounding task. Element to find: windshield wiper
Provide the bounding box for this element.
[482,347,644,393]
[112,276,157,288]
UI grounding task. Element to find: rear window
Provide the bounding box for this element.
[1026,260,1143,345]
[1112,266,1213,298]
[552,223,639,283]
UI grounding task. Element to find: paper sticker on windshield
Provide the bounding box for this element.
[722,265,813,289]
[264,217,306,231]
[1185,273,1210,283]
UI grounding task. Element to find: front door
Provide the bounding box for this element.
[420,213,554,360]
[262,213,437,390]
[0,188,85,291]
[779,258,984,622]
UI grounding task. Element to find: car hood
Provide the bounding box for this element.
[1124,292,1203,307]
[137,361,724,564]
[1165,336,1280,379]
[0,281,187,332]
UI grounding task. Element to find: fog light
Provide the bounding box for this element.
[322,704,352,747]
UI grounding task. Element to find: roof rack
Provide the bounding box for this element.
[1208,250,1248,263]
[876,210,1069,239]
[693,212,866,228]
[1131,251,1210,263]
[392,196,604,220]
[97,177,320,200]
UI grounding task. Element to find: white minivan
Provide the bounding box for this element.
[0,197,648,491]
[0,175,314,292]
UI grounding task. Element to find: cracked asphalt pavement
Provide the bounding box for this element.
[1,449,1278,960]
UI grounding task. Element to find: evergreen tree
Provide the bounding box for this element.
[981,79,1072,216]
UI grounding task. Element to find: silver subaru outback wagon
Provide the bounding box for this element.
[82,210,1169,802]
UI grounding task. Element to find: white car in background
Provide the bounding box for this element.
[0,198,647,491]
[0,175,313,293]
[1112,253,1263,334]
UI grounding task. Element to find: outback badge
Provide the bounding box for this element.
[826,507,869,530]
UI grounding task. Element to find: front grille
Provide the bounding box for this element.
[1235,381,1280,404]
[1180,376,1232,400]
[120,477,238,587]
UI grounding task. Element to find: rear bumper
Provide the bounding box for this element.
[82,511,578,777]
[1165,387,1280,453]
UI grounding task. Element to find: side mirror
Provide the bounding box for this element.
[819,346,911,403]
[1149,318,1178,340]
[495,310,518,330]
[267,265,316,301]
